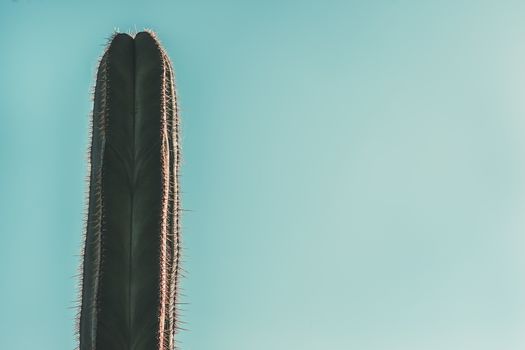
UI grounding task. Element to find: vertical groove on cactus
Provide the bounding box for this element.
[76,30,182,350]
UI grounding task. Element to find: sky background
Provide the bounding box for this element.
[2,0,525,349]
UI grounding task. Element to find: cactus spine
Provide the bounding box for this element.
[76,30,181,350]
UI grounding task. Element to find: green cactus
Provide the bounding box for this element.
[76,30,182,350]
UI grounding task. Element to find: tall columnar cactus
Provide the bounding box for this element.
[77,31,182,350]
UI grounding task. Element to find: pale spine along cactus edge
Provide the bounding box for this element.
[75,30,182,350]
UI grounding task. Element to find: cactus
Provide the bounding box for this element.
[76,31,181,350]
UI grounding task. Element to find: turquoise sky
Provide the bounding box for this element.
[2,1,525,349]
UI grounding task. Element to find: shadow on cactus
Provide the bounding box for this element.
[76,30,182,350]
